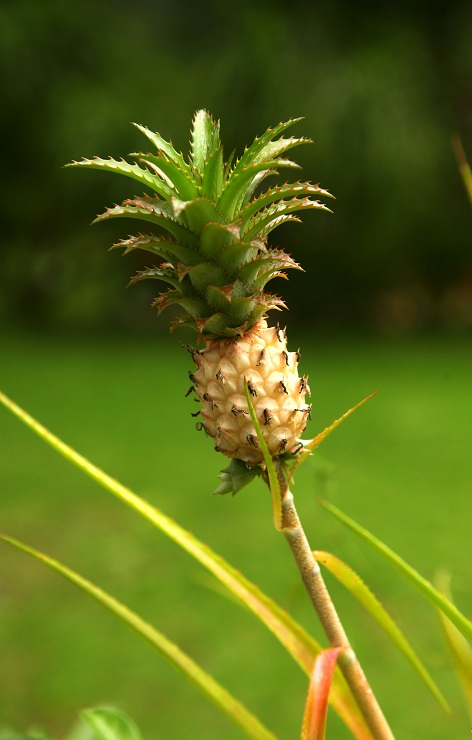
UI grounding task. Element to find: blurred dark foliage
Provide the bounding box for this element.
[1,0,471,334]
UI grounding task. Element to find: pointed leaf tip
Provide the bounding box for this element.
[213,458,258,495]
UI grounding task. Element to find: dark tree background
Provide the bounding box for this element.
[1,0,471,334]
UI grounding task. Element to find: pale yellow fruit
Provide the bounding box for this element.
[189,320,311,466]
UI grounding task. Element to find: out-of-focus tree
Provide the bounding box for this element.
[1,0,471,332]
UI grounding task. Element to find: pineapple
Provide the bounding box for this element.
[68,111,332,470]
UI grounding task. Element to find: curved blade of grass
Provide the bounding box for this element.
[1,535,276,740]
[436,571,472,719]
[289,392,379,482]
[0,391,371,739]
[302,647,342,740]
[320,500,472,643]
[452,136,472,207]
[243,379,282,530]
[313,551,450,713]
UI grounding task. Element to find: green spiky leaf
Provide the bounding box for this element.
[253,136,312,165]
[134,153,199,200]
[232,118,304,174]
[71,111,333,339]
[153,291,208,318]
[111,234,201,266]
[239,169,276,209]
[187,262,228,292]
[219,159,301,220]
[244,197,331,240]
[217,241,261,272]
[200,221,241,259]
[204,284,233,313]
[191,110,221,176]
[129,267,180,289]
[94,199,199,246]
[172,197,225,233]
[237,251,302,287]
[214,458,259,495]
[201,146,224,200]
[65,157,173,199]
[258,214,303,238]
[239,181,333,230]
[132,122,192,175]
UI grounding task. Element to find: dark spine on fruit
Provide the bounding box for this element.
[231,405,248,417]
[203,393,218,410]
[246,434,258,448]
[196,421,210,436]
[247,379,257,396]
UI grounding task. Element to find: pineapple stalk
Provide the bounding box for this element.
[276,460,394,740]
[69,110,394,738]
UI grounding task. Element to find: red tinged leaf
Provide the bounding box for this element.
[302,647,343,740]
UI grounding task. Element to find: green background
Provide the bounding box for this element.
[0,0,471,738]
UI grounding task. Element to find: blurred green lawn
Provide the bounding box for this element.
[1,329,471,739]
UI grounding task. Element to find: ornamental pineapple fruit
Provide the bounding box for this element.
[68,110,332,467]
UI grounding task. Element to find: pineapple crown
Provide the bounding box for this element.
[67,110,333,339]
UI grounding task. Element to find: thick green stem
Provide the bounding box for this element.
[276,461,394,740]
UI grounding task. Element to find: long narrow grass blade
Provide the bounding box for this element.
[289,393,378,481]
[1,535,276,740]
[452,136,472,207]
[320,501,472,643]
[243,380,282,530]
[0,391,370,739]
[314,551,450,712]
[302,647,342,740]
[436,571,472,719]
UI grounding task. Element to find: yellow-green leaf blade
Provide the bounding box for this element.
[436,571,472,719]
[320,500,472,644]
[290,392,378,481]
[243,379,282,530]
[1,535,276,740]
[314,551,450,713]
[0,391,370,740]
[452,136,472,207]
